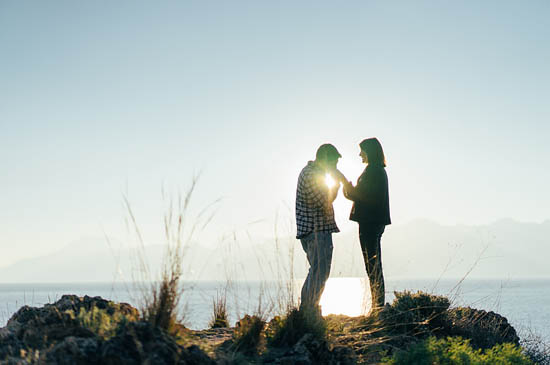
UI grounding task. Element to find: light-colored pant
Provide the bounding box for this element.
[299,231,333,310]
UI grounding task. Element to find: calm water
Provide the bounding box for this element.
[1,278,548,341]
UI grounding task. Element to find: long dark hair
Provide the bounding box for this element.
[359,138,386,167]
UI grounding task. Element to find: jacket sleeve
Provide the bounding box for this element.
[346,168,385,205]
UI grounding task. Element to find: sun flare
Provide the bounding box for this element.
[319,278,370,317]
[325,173,336,189]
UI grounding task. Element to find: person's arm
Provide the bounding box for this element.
[342,180,358,201]
[344,168,384,205]
[303,171,329,210]
[326,168,346,203]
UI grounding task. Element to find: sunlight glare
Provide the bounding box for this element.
[325,173,336,189]
[319,278,369,317]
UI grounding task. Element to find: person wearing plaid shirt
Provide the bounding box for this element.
[295,143,344,314]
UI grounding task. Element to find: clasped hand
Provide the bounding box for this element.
[329,169,353,197]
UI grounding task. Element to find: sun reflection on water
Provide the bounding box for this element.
[319,277,370,317]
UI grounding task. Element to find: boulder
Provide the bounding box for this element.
[446,307,520,349]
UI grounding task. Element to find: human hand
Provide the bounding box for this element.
[342,180,353,197]
[331,169,348,183]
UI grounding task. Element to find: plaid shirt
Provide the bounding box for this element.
[295,161,340,239]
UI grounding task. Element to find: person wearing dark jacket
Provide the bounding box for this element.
[342,138,391,313]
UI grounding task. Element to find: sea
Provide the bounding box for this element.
[1,278,549,342]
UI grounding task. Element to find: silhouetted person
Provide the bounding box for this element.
[343,138,391,313]
[295,144,342,314]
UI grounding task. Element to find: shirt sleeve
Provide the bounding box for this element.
[304,170,329,209]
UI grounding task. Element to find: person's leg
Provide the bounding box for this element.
[313,232,333,307]
[372,225,385,308]
[300,233,315,309]
[359,224,386,310]
[300,232,333,311]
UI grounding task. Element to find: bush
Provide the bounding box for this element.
[65,306,132,340]
[209,292,229,329]
[379,291,450,337]
[267,307,327,347]
[386,336,533,364]
[521,331,550,365]
[232,314,266,355]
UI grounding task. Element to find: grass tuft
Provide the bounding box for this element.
[209,289,229,329]
[65,306,136,340]
[267,306,327,347]
[231,314,266,355]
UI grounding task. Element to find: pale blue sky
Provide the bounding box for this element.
[1,1,549,265]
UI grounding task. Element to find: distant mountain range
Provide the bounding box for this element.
[1,219,549,283]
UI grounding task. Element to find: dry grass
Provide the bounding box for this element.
[209,288,229,329]
[231,314,267,355]
[123,177,216,334]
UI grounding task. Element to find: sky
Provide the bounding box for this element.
[1,1,549,267]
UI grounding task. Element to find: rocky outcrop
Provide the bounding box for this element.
[375,291,519,350]
[0,295,213,365]
[446,307,520,349]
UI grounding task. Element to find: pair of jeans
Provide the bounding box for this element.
[299,231,333,311]
[359,223,386,310]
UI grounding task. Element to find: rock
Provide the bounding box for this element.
[0,295,214,365]
[44,336,101,365]
[100,321,215,365]
[263,333,356,365]
[378,291,451,337]
[446,307,520,349]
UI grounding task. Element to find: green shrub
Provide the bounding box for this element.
[380,291,450,336]
[65,306,130,339]
[267,307,326,347]
[385,336,533,364]
[232,314,266,355]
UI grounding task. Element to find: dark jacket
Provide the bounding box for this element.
[346,164,391,225]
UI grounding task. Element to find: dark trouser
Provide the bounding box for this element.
[359,223,386,310]
[299,231,333,312]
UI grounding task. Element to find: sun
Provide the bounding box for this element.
[319,278,369,316]
[325,173,336,189]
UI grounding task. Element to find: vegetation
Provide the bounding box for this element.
[36,180,541,363]
[124,177,217,335]
[65,306,131,340]
[379,290,450,337]
[231,314,266,355]
[385,336,533,364]
[521,330,550,365]
[267,306,327,347]
[209,290,229,328]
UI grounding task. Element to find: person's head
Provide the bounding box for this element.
[359,138,386,166]
[315,143,342,170]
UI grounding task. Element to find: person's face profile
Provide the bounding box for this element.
[360,149,368,164]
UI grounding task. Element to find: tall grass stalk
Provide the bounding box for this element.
[124,177,216,333]
[209,287,229,328]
